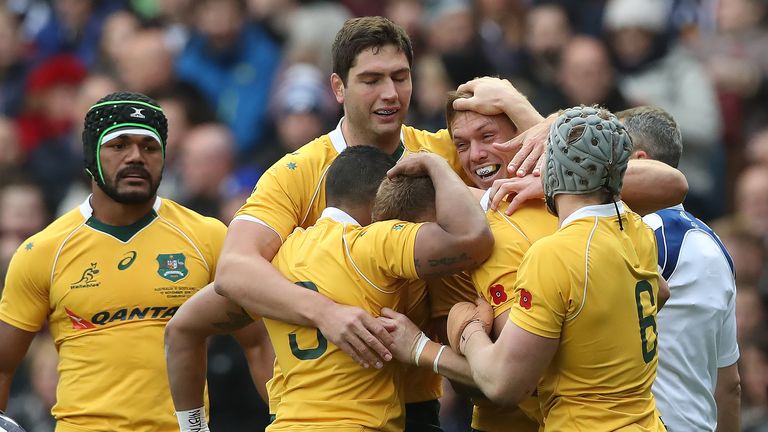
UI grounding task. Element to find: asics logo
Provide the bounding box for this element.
[118,251,137,270]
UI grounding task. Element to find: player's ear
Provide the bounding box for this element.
[331,73,345,104]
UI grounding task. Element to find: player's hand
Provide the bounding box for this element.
[488,175,544,215]
[454,77,516,116]
[447,297,493,355]
[377,307,423,365]
[494,114,554,177]
[387,152,444,178]
[316,303,396,369]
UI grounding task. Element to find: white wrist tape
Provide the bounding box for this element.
[412,332,430,366]
[176,407,210,432]
[433,345,447,374]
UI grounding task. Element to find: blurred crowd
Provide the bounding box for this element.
[0,0,766,430]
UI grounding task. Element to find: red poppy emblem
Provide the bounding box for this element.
[489,284,507,305]
[519,289,532,310]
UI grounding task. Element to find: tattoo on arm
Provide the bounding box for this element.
[428,253,470,268]
[212,308,254,331]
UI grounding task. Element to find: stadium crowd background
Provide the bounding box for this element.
[0,0,766,430]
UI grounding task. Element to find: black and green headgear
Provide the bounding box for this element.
[83,91,168,187]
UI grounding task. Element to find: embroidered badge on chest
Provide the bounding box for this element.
[156,253,189,282]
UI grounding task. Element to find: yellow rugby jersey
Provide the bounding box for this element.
[235,119,461,404]
[469,197,556,432]
[265,208,423,432]
[0,197,225,432]
[510,203,666,431]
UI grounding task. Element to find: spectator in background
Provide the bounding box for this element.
[747,128,768,166]
[556,36,629,112]
[0,117,22,185]
[280,2,351,75]
[31,0,122,67]
[153,0,194,53]
[0,180,48,286]
[15,54,86,155]
[736,286,765,348]
[732,165,768,241]
[93,10,140,78]
[178,122,235,218]
[384,0,426,60]
[473,0,527,79]
[424,0,495,87]
[265,63,338,165]
[114,28,177,98]
[603,0,724,220]
[0,180,48,244]
[517,2,573,115]
[175,0,281,157]
[740,329,768,431]
[0,6,32,117]
[153,82,217,203]
[692,0,768,146]
[5,333,57,432]
[409,55,453,132]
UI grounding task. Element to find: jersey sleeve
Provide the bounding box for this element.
[0,239,53,332]
[509,240,568,339]
[351,220,424,282]
[234,155,310,242]
[473,211,533,318]
[202,217,228,281]
[403,127,472,185]
[717,286,740,367]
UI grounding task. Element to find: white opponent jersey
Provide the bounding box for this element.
[644,204,739,431]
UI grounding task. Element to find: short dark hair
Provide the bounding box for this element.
[372,175,436,222]
[616,106,682,168]
[325,146,396,209]
[332,16,414,84]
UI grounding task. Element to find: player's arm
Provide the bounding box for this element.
[487,158,688,215]
[165,284,255,412]
[233,320,274,403]
[214,218,394,369]
[460,316,557,406]
[378,307,475,387]
[390,153,493,278]
[714,362,740,432]
[621,159,688,215]
[0,321,36,410]
[657,276,670,309]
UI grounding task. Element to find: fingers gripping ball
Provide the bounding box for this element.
[447,297,493,355]
[0,411,28,432]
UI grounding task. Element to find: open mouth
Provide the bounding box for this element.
[374,108,399,117]
[475,164,501,179]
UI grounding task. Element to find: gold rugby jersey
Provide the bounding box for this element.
[266,208,422,431]
[510,203,666,431]
[0,197,225,432]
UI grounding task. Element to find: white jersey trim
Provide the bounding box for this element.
[231,215,285,244]
[565,216,599,322]
[561,201,626,228]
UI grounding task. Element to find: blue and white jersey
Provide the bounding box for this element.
[643,204,739,431]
